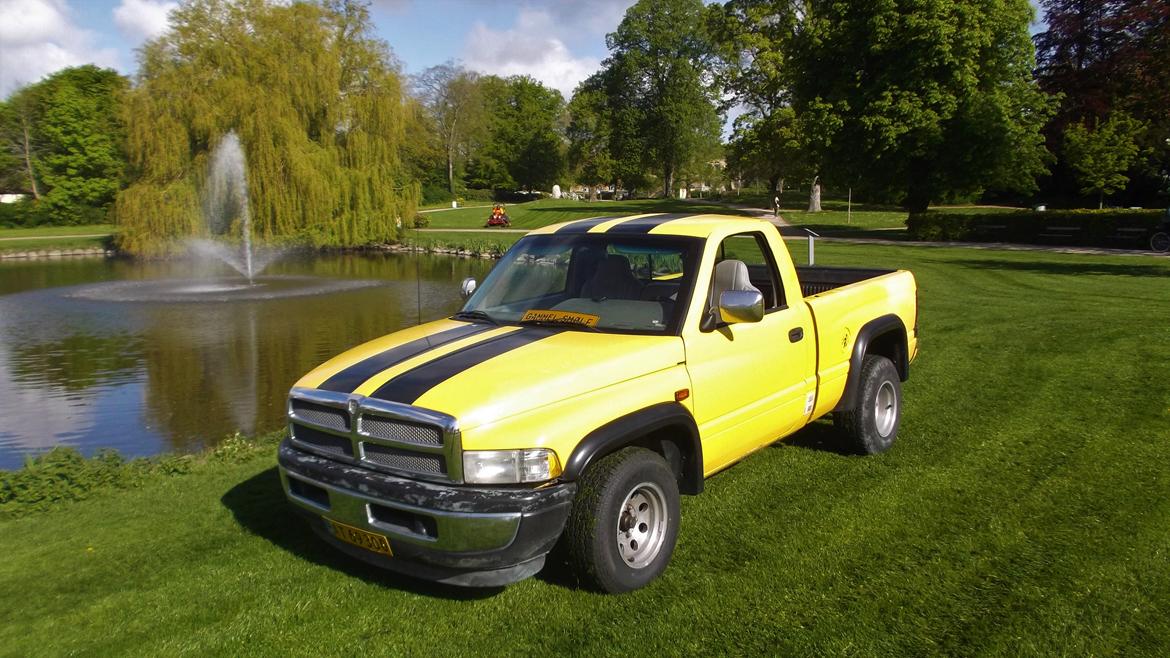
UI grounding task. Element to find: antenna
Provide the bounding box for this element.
[414,215,422,326]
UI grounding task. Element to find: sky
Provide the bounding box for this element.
[0,0,639,98]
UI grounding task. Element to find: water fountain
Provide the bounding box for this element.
[69,131,383,304]
[189,130,273,284]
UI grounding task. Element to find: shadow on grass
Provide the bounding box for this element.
[221,467,502,600]
[775,420,859,456]
[954,258,1170,278]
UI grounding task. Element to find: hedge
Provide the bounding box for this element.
[906,209,1166,248]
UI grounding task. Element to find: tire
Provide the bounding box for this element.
[835,355,902,454]
[1151,232,1170,253]
[563,447,680,593]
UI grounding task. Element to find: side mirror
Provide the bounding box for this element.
[460,277,477,299]
[718,290,764,324]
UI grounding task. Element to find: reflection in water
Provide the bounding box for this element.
[0,253,494,469]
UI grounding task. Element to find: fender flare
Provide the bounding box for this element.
[561,402,704,495]
[834,314,909,412]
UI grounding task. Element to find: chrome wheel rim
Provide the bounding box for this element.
[874,380,898,438]
[616,482,667,569]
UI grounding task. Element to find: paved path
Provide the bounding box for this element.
[417,204,492,214]
[0,233,111,242]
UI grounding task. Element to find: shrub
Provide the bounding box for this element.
[420,183,452,206]
[906,209,1163,247]
[412,213,430,228]
[0,432,281,518]
[460,188,496,202]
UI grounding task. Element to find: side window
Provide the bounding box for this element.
[716,233,784,310]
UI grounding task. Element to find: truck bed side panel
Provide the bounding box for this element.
[805,270,918,419]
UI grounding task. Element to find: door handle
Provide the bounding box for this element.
[789,327,804,342]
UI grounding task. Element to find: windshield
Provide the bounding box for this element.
[460,233,703,334]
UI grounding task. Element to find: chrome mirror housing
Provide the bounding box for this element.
[460,277,477,299]
[718,290,764,324]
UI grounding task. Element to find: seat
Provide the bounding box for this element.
[708,259,760,319]
[581,255,643,300]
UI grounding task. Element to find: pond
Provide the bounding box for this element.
[0,253,494,470]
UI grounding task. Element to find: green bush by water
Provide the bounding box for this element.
[0,433,281,519]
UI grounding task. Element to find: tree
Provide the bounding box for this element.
[605,0,722,197]
[1034,0,1170,204]
[566,80,615,197]
[725,106,808,196]
[1063,112,1145,208]
[0,90,43,199]
[789,0,1056,212]
[399,96,448,204]
[1,65,128,220]
[115,0,417,254]
[468,75,566,192]
[413,62,484,196]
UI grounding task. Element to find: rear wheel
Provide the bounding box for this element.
[835,355,902,454]
[563,447,680,593]
[1151,231,1170,253]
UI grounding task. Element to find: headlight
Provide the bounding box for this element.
[462,449,562,484]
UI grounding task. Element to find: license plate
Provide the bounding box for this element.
[328,519,393,557]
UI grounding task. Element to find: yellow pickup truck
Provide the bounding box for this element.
[278,213,918,592]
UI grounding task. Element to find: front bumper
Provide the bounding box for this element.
[277,439,575,587]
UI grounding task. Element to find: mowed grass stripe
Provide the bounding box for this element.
[1,243,1168,656]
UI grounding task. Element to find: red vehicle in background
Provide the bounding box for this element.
[485,204,511,227]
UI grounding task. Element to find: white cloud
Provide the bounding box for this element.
[462,8,602,98]
[536,0,633,40]
[0,0,119,97]
[113,0,177,41]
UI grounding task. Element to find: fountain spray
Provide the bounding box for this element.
[205,131,256,283]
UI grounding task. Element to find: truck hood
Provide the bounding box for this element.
[297,320,685,431]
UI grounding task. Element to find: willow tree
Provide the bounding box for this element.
[115,0,417,254]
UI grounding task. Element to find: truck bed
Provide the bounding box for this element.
[795,266,895,297]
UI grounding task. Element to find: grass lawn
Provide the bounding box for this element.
[422,197,751,230]
[2,243,1168,655]
[0,224,115,253]
[722,191,1024,236]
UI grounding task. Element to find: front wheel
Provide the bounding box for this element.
[1151,231,1170,253]
[835,354,902,454]
[563,447,680,593]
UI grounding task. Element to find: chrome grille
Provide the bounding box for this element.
[287,387,462,483]
[360,415,443,447]
[291,399,350,431]
[291,423,354,458]
[361,443,445,475]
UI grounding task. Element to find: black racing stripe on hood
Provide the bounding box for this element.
[317,323,494,393]
[369,327,561,404]
[605,213,692,234]
[555,215,624,234]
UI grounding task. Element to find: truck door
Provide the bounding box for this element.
[683,232,816,474]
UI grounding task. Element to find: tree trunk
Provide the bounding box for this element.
[778,178,785,197]
[768,174,780,194]
[446,147,455,196]
[1098,190,1104,210]
[663,164,674,199]
[808,176,822,212]
[21,119,40,200]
